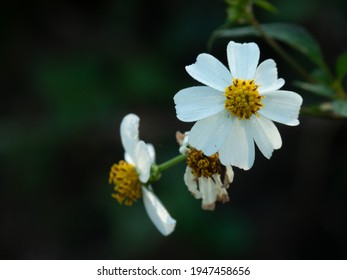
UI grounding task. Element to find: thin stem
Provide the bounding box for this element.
[249,15,316,83]
[157,154,187,173]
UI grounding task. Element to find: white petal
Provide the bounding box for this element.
[185,53,232,91]
[224,165,234,186]
[189,110,232,156]
[184,167,201,199]
[142,186,177,236]
[198,177,217,207]
[254,59,285,93]
[259,78,285,94]
[174,86,225,122]
[227,41,260,80]
[249,116,282,159]
[120,113,140,163]
[146,143,156,163]
[260,90,303,126]
[135,141,151,183]
[124,152,135,165]
[211,173,223,188]
[219,118,255,170]
[211,174,229,199]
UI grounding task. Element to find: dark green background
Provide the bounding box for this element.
[1,0,347,259]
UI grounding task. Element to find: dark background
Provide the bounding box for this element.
[1,0,347,259]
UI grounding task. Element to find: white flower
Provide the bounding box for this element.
[184,165,233,211]
[174,41,303,170]
[109,113,176,236]
[178,132,234,211]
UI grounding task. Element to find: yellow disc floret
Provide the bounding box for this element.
[109,160,141,206]
[224,78,264,119]
[187,148,222,178]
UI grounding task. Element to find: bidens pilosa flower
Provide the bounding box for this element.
[109,113,176,236]
[177,132,234,211]
[174,41,303,170]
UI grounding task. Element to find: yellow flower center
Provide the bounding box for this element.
[224,78,264,119]
[187,148,222,178]
[108,160,141,206]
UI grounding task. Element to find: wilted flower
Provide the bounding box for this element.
[177,132,234,210]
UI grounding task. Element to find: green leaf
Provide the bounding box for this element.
[311,68,333,85]
[336,51,347,82]
[216,23,325,68]
[253,0,277,13]
[332,99,347,117]
[294,81,334,98]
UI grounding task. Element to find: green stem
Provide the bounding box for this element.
[249,15,316,83]
[157,154,187,172]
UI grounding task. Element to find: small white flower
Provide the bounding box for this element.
[109,113,176,236]
[174,41,303,170]
[178,132,234,211]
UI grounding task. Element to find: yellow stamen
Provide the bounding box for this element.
[187,148,222,178]
[224,78,264,119]
[109,160,141,206]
